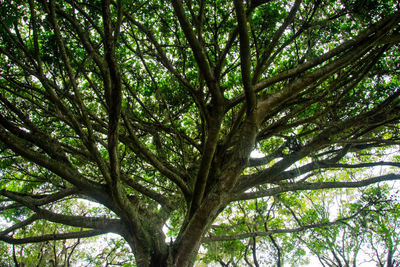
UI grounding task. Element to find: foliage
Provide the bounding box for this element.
[0,0,400,266]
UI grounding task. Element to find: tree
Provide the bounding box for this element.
[0,0,400,266]
[295,185,400,267]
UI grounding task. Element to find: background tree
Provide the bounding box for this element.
[294,185,400,267]
[1,0,400,266]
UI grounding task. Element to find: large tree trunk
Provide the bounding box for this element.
[122,221,170,267]
[172,193,228,266]
[386,247,394,267]
[125,229,199,267]
[123,119,258,267]
[122,193,227,267]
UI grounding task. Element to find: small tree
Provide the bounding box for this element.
[1,0,400,266]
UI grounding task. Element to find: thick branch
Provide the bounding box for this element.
[191,115,222,213]
[0,230,108,245]
[171,0,223,102]
[252,0,302,83]
[233,174,400,201]
[234,0,256,114]
[124,14,199,96]
[203,215,356,242]
[55,7,105,73]
[253,13,400,92]
[278,161,400,182]
[0,126,106,196]
[0,214,41,236]
[255,38,383,123]
[1,189,121,230]
[122,113,191,197]
[0,187,79,207]
[102,0,122,186]
[248,148,284,167]
[0,203,22,212]
[121,175,174,208]
[48,0,108,180]
[227,14,400,109]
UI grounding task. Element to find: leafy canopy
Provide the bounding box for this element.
[0,0,400,266]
